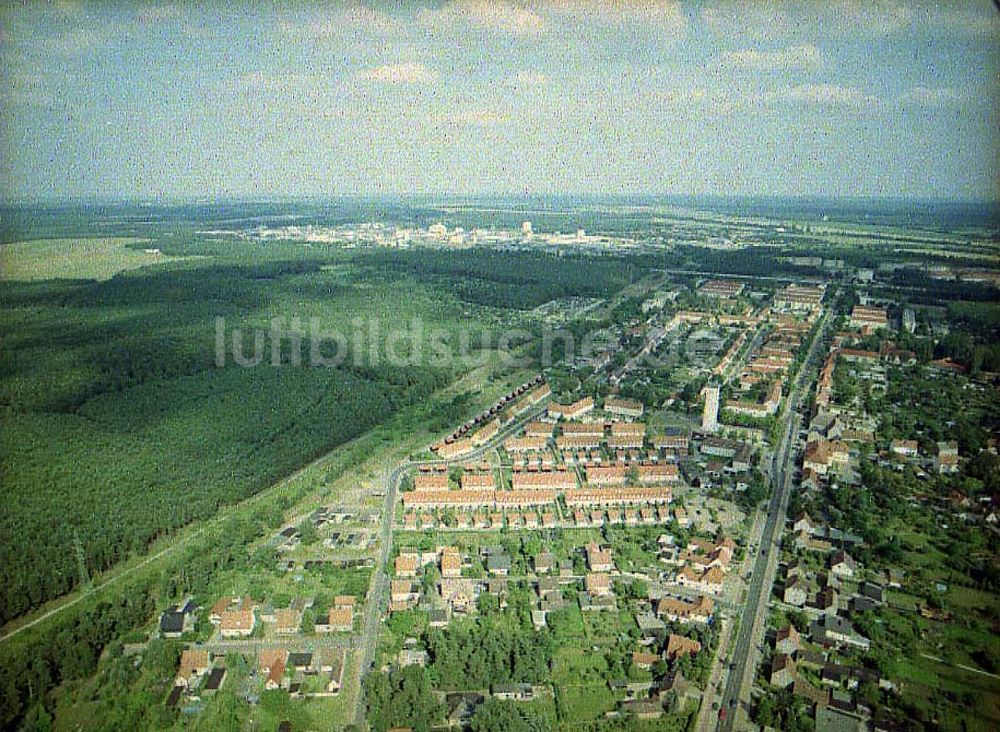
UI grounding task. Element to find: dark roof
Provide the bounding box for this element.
[796,648,827,667]
[180,599,198,614]
[822,664,850,682]
[159,611,185,634]
[165,685,183,708]
[852,596,878,613]
[487,554,512,570]
[203,667,226,691]
[288,652,313,668]
[860,581,885,601]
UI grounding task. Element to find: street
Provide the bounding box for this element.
[716,305,832,731]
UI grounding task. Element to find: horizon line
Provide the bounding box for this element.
[2,192,999,209]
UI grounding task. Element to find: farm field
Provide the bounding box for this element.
[0,237,192,281]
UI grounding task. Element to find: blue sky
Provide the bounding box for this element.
[1,1,997,202]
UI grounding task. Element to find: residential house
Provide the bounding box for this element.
[586,543,614,572]
[666,634,702,660]
[219,609,255,638]
[814,586,839,616]
[793,512,816,535]
[327,606,353,632]
[209,596,238,625]
[325,649,346,694]
[487,554,512,576]
[632,651,660,670]
[259,649,288,691]
[656,595,713,624]
[585,573,612,597]
[159,600,197,638]
[776,625,801,655]
[202,667,226,695]
[792,678,830,709]
[936,441,959,474]
[175,649,210,688]
[390,580,419,612]
[492,683,535,701]
[784,576,808,607]
[534,552,555,574]
[770,654,797,689]
[810,615,871,650]
[274,608,301,635]
[830,550,857,579]
[395,554,418,578]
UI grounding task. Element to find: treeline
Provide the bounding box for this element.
[890,269,1000,304]
[0,363,448,625]
[673,245,825,278]
[0,508,279,729]
[364,666,445,732]
[356,249,635,309]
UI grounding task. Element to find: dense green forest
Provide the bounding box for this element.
[0,248,466,625]
[354,249,638,309]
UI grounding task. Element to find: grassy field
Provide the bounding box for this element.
[0,237,193,281]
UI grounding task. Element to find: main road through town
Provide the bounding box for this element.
[716,303,832,731]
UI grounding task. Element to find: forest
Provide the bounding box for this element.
[0,246,469,625]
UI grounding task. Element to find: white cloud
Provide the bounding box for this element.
[35,25,109,55]
[898,85,963,108]
[512,71,549,87]
[455,1,546,37]
[433,109,508,126]
[918,3,1000,38]
[774,83,881,110]
[833,0,913,35]
[360,62,437,85]
[278,3,400,40]
[0,72,57,109]
[425,1,687,40]
[131,4,183,25]
[717,44,823,72]
[648,82,882,115]
[548,0,687,38]
[701,0,913,40]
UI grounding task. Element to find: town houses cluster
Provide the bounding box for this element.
[404,389,684,530]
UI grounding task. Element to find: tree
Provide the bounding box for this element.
[365,666,444,732]
[298,520,319,545]
[422,564,441,597]
[469,698,548,732]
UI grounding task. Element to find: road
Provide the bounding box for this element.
[650,268,827,285]
[350,401,551,725]
[716,306,831,731]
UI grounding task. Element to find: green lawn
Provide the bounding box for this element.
[556,682,614,723]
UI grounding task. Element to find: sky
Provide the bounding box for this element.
[1,1,998,202]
